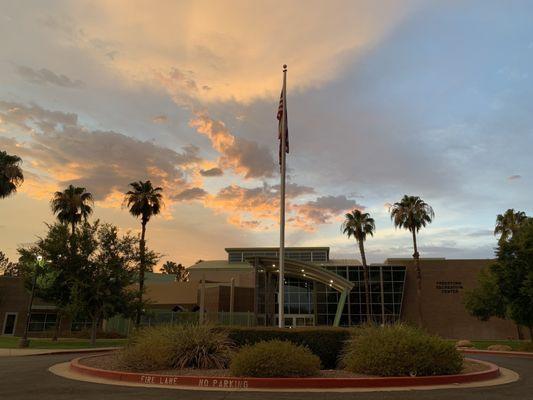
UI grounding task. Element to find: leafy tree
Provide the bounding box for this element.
[161,261,189,282]
[51,185,94,236]
[494,209,527,244]
[17,223,78,341]
[466,217,533,340]
[464,268,506,321]
[493,218,533,338]
[0,251,19,276]
[123,180,163,327]
[70,222,138,345]
[390,195,434,325]
[0,150,24,199]
[341,210,375,322]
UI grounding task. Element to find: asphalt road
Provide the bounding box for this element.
[0,353,531,400]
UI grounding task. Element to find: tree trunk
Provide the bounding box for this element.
[90,314,99,346]
[358,240,372,324]
[52,312,62,342]
[516,324,524,340]
[529,325,532,342]
[412,229,423,327]
[135,219,147,328]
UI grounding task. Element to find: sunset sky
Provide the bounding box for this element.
[1,1,532,267]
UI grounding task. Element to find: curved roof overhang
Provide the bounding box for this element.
[251,257,354,293]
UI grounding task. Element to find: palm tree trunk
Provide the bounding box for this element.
[358,240,372,324]
[135,219,147,327]
[412,230,423,326]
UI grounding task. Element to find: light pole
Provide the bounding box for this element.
[18,255,45,348]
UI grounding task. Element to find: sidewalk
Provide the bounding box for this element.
[0,347,118,357]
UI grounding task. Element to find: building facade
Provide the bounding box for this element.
[1,246,530,340]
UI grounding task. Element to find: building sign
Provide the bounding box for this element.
[436,281,463,294]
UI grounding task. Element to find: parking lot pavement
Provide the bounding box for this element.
[0,353,531,400]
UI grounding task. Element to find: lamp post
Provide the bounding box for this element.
[18,255,45,348]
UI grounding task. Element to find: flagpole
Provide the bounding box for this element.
[278,64,287,328]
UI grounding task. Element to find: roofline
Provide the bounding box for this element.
[225,247,330,252]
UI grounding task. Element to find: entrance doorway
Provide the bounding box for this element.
[2,313,17,335]
[276,314,315,327]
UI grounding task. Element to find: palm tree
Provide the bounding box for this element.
[51,185,94,236]
[0,151,24,199]
[494,209,527,244]
[389,195,434,326]
[123,180,163,327]
[342,209,375,324]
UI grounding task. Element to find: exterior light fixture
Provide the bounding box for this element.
[272,264,276,267]
[301,269,305,272]
[329,279,333,283]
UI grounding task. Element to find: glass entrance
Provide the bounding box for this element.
[2,313,17,335]
[276,314,315,327]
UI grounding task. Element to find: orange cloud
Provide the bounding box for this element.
[63,1,415,103]
[190,111,275,179]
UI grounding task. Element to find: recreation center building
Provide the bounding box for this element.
[1,246,530,340]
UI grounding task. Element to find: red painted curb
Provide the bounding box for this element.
[69,356,500,390]
[460,349,533,358]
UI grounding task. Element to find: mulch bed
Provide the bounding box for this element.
[80,353,488,378]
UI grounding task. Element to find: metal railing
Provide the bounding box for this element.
[103,311,256,336]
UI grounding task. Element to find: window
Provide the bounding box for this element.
[29,313,56,332]
[71,318,93,331]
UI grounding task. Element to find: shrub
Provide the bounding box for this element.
[117,324,234,371]
[230,340,321,377]
[117,325,176,371]
[341,324,463,377]
[221,327,349,369]
[456,339,474,348]
[487,344,512,351]
[518,342,533,352]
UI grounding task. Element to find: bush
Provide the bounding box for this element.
[518,342,533,352]
[487,344,512,351]
[221,327,349,369]
[341,324,463,377]
[117,324,234,371]
[456,339,474,348]
[230,340,321,377]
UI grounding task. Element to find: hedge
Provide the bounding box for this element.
[219,327,350,369]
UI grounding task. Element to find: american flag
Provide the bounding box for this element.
[277,85,289,166]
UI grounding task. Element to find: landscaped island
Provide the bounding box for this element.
[79,324,488,379]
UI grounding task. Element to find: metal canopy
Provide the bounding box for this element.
[252,257,354,327]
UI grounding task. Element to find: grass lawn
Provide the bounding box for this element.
[0,336,126,349]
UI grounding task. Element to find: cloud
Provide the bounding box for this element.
[203,182,348,232]
[15,65,84,88]
[63,0,415,103]
[508,174,521,181]
[151,114,168,124]
[0,101,200,202]
[174,187,207,201]
[291,195,363,230]
[190,111,275,179]
[199,167,223,177]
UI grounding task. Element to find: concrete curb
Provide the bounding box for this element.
[0,347,119,357]
[69,355,500,390]
[459,348,533,358]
